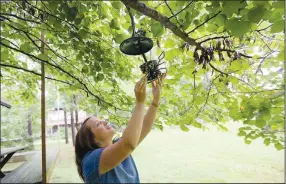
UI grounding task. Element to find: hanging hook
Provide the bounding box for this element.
[158,51,165,61]
[124,5,135,37]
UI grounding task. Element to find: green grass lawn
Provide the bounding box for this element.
[49,123,284,183]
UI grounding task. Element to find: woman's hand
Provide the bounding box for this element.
[134,75,147,104]
[151,73,166,104]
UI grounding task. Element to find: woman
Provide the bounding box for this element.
[75,74,166,183]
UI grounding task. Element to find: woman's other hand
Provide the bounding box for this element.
[134,75,147,104]
[152,73,166,104]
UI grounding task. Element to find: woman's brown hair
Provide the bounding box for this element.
[75,117,100,181]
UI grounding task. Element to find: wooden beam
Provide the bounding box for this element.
[41,31,47,184]
[0,99,11,109]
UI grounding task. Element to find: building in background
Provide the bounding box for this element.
[46,108,88,136]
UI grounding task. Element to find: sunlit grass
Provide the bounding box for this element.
[48,123,284,183]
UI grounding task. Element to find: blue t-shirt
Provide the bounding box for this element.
[82,140,140,183]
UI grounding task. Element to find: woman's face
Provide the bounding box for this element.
[86,116,115,143]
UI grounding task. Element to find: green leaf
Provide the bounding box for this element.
[74,18,82,25]
[111,2,122,10]
[38,53,48,61]
[1,50,8,61]
[241,62,250,70]
[182,12,192,30]
[261,101,271,109]
[248,6,265,23]
[222,1,247,17]
[165,49,179,61]
[229,108,241,121]
[97,73,104,81]
[255,119,266,128]
[164,38,176,48]
[258,108,271,121]
[81,66,89,73]
[192,121,202,128]
[93,63,102,72]
[264,138,271,146]
[229,76,239,85]
[20,43,33,54]
[244,139,251,144]
[194,96,203,106]
[114,33,128,44]
[249,99,260,108]
[229,60,241,71]
[180,123,189,132]
[266,11,283,23]
[238,130,246,137]
[151,22,164,37]
[218,124,228,132]
[243,120,256,125]
[215,14,227,26]
[278,50,284,61]
[274,143,284,151]
[155,124,163,131]
[273,1,284,9]
[226,19,251,37]
[193,19,200,26]
[78,29,89,39]
[270,20,284,33]
[110,19,120,30]
[67,7,78,22]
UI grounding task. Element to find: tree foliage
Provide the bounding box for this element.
[0,1,284,150]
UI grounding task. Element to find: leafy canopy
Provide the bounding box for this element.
[0,1,284,150]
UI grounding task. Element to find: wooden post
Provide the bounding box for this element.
[70,109,75,146]
[57,86,60,139]
[64,109,69,144]
[41,31,47,183]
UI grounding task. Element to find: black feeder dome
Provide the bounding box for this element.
[120,36,153,55]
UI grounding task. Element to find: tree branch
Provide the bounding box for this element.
[255,51,276,75]
[121,0,202,49]
[0,15,11,21]
[7,23,41,50]
[217,89,283,94]
[255,24,273,32]
[23,0,78,31]
[154,2,164,9]
[199,36,230,44]
[219,48,279,59]
[254,31,273,52]
[124,4,135,36]
[187,11,222,34]
[5,21,85,72]
[169,1,194,19]
[1,42,128,112]
[1,37,20,49]
[14,0,120,55]
[4,21,108,99]
[196,75,220,117]
[255,30,283,41]
[164,0,183,28]
[0,63,72,85]
[209,62,232,75]
[1,13,42,24]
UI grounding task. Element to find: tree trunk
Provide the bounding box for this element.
[64,109,69,144]
[71,109,75,146]
[27,114,34,150]
[74,95,79,131]
[27,114,33,136]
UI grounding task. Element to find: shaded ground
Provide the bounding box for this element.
[48,123,284,183]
